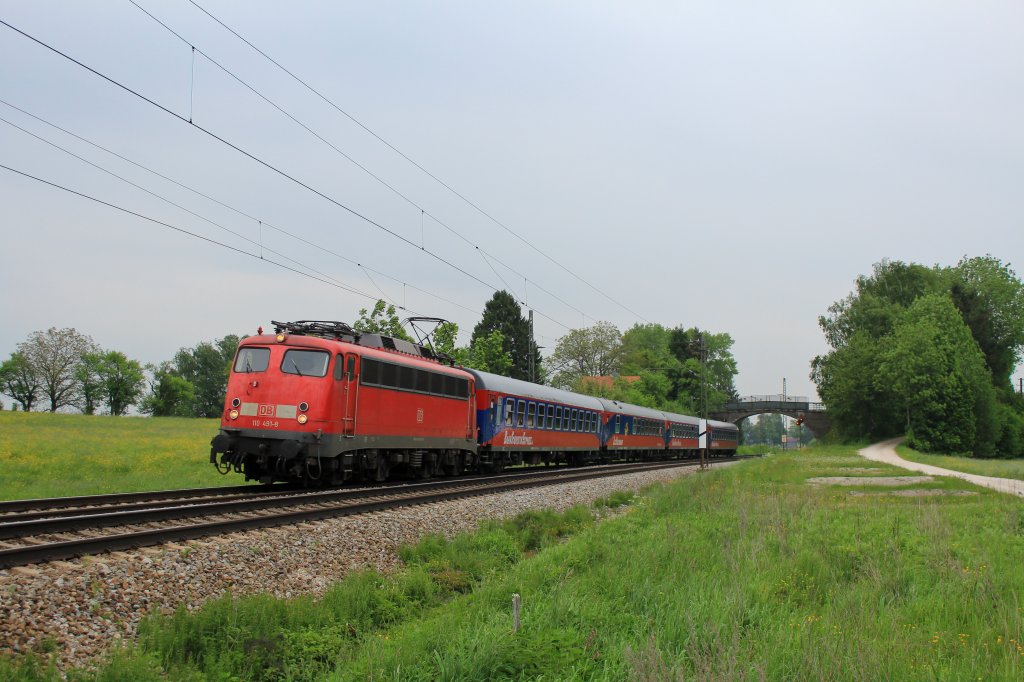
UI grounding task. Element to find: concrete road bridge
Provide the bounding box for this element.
[710,395,831,439]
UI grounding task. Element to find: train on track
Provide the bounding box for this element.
[210,320,739,485]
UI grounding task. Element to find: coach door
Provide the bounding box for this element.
[337,353,359,436]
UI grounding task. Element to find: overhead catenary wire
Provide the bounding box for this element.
[0,18,573,332]
[185,0,651,324]
[0,118,445,316]
[0,97,479,318]
[0,162,400,306]
[129,0,594,326]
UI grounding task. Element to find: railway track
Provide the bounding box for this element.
[0,458,739,570]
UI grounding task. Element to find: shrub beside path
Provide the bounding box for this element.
[860,439,1024,498]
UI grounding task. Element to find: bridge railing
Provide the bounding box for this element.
[733,394,809,403]
[716,397,827,413]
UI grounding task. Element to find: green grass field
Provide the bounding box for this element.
[4,444,1024,680]
[897,444,1024,481]
[0,411,245,500]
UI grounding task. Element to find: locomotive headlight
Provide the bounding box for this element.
[229,409,239,420]
[231,398,241,408]
[299,402,309,412]
[297,414,308,425]
[276,333,286,343]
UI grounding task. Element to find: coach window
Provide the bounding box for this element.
[234,347,270,373]
[516,400,526,427]
[555,406,563,430]
[527,402,536,428]
[615,415,621,435]
[505,398,515,425]
[490,399,496,426]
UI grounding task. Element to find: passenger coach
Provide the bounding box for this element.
[468,369,604,469]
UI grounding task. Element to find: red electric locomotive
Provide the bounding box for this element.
[210,321,477,485]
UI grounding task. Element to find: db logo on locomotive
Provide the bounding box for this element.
[258,404,276,417]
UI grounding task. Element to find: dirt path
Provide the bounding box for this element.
[859,439,1024,498]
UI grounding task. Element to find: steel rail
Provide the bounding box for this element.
[0,460,703,538]
[0,484,290,515]
[0,459,715,524]
[0,458,739,569]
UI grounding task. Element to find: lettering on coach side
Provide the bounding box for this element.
[502,431,534,446]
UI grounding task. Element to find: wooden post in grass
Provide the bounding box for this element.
[512,593,521,632]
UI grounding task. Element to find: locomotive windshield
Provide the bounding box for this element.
[234,347,270,373]
[281,349,330,377]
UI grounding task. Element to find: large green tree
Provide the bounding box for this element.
[946,256,1024,388]
[431,321,512,375]
[173,335,240,418]
[75,352,106,415]
[878,295,997,456]
[18,327,99,412]
[545,321,623,390]
[354,300,413,342]
[813,256,1024,456]
[471,291,542,382]
[140,361,196,417]
[0,352,41,412]
[97,351,146,416]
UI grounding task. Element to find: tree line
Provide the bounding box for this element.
[812,255,1024,457]
[0,327,241,417]
[0,291,739,422]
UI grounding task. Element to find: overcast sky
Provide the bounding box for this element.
[2,0,1022,403]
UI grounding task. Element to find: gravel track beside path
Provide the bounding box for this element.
[0,462,736,667]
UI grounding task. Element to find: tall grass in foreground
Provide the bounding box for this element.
[0,412,235,500]
[4,446,1024,680]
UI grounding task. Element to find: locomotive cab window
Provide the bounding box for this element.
[234,347,270,373]
[281,350,329,377]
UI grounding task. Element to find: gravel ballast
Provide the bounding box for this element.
[0,462,735,666]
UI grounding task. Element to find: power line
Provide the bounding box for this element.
[0,97,480,319]
[0,162,390,304]
[185,0,651,324]
[129,0,594,325]
[0,18,572,332]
